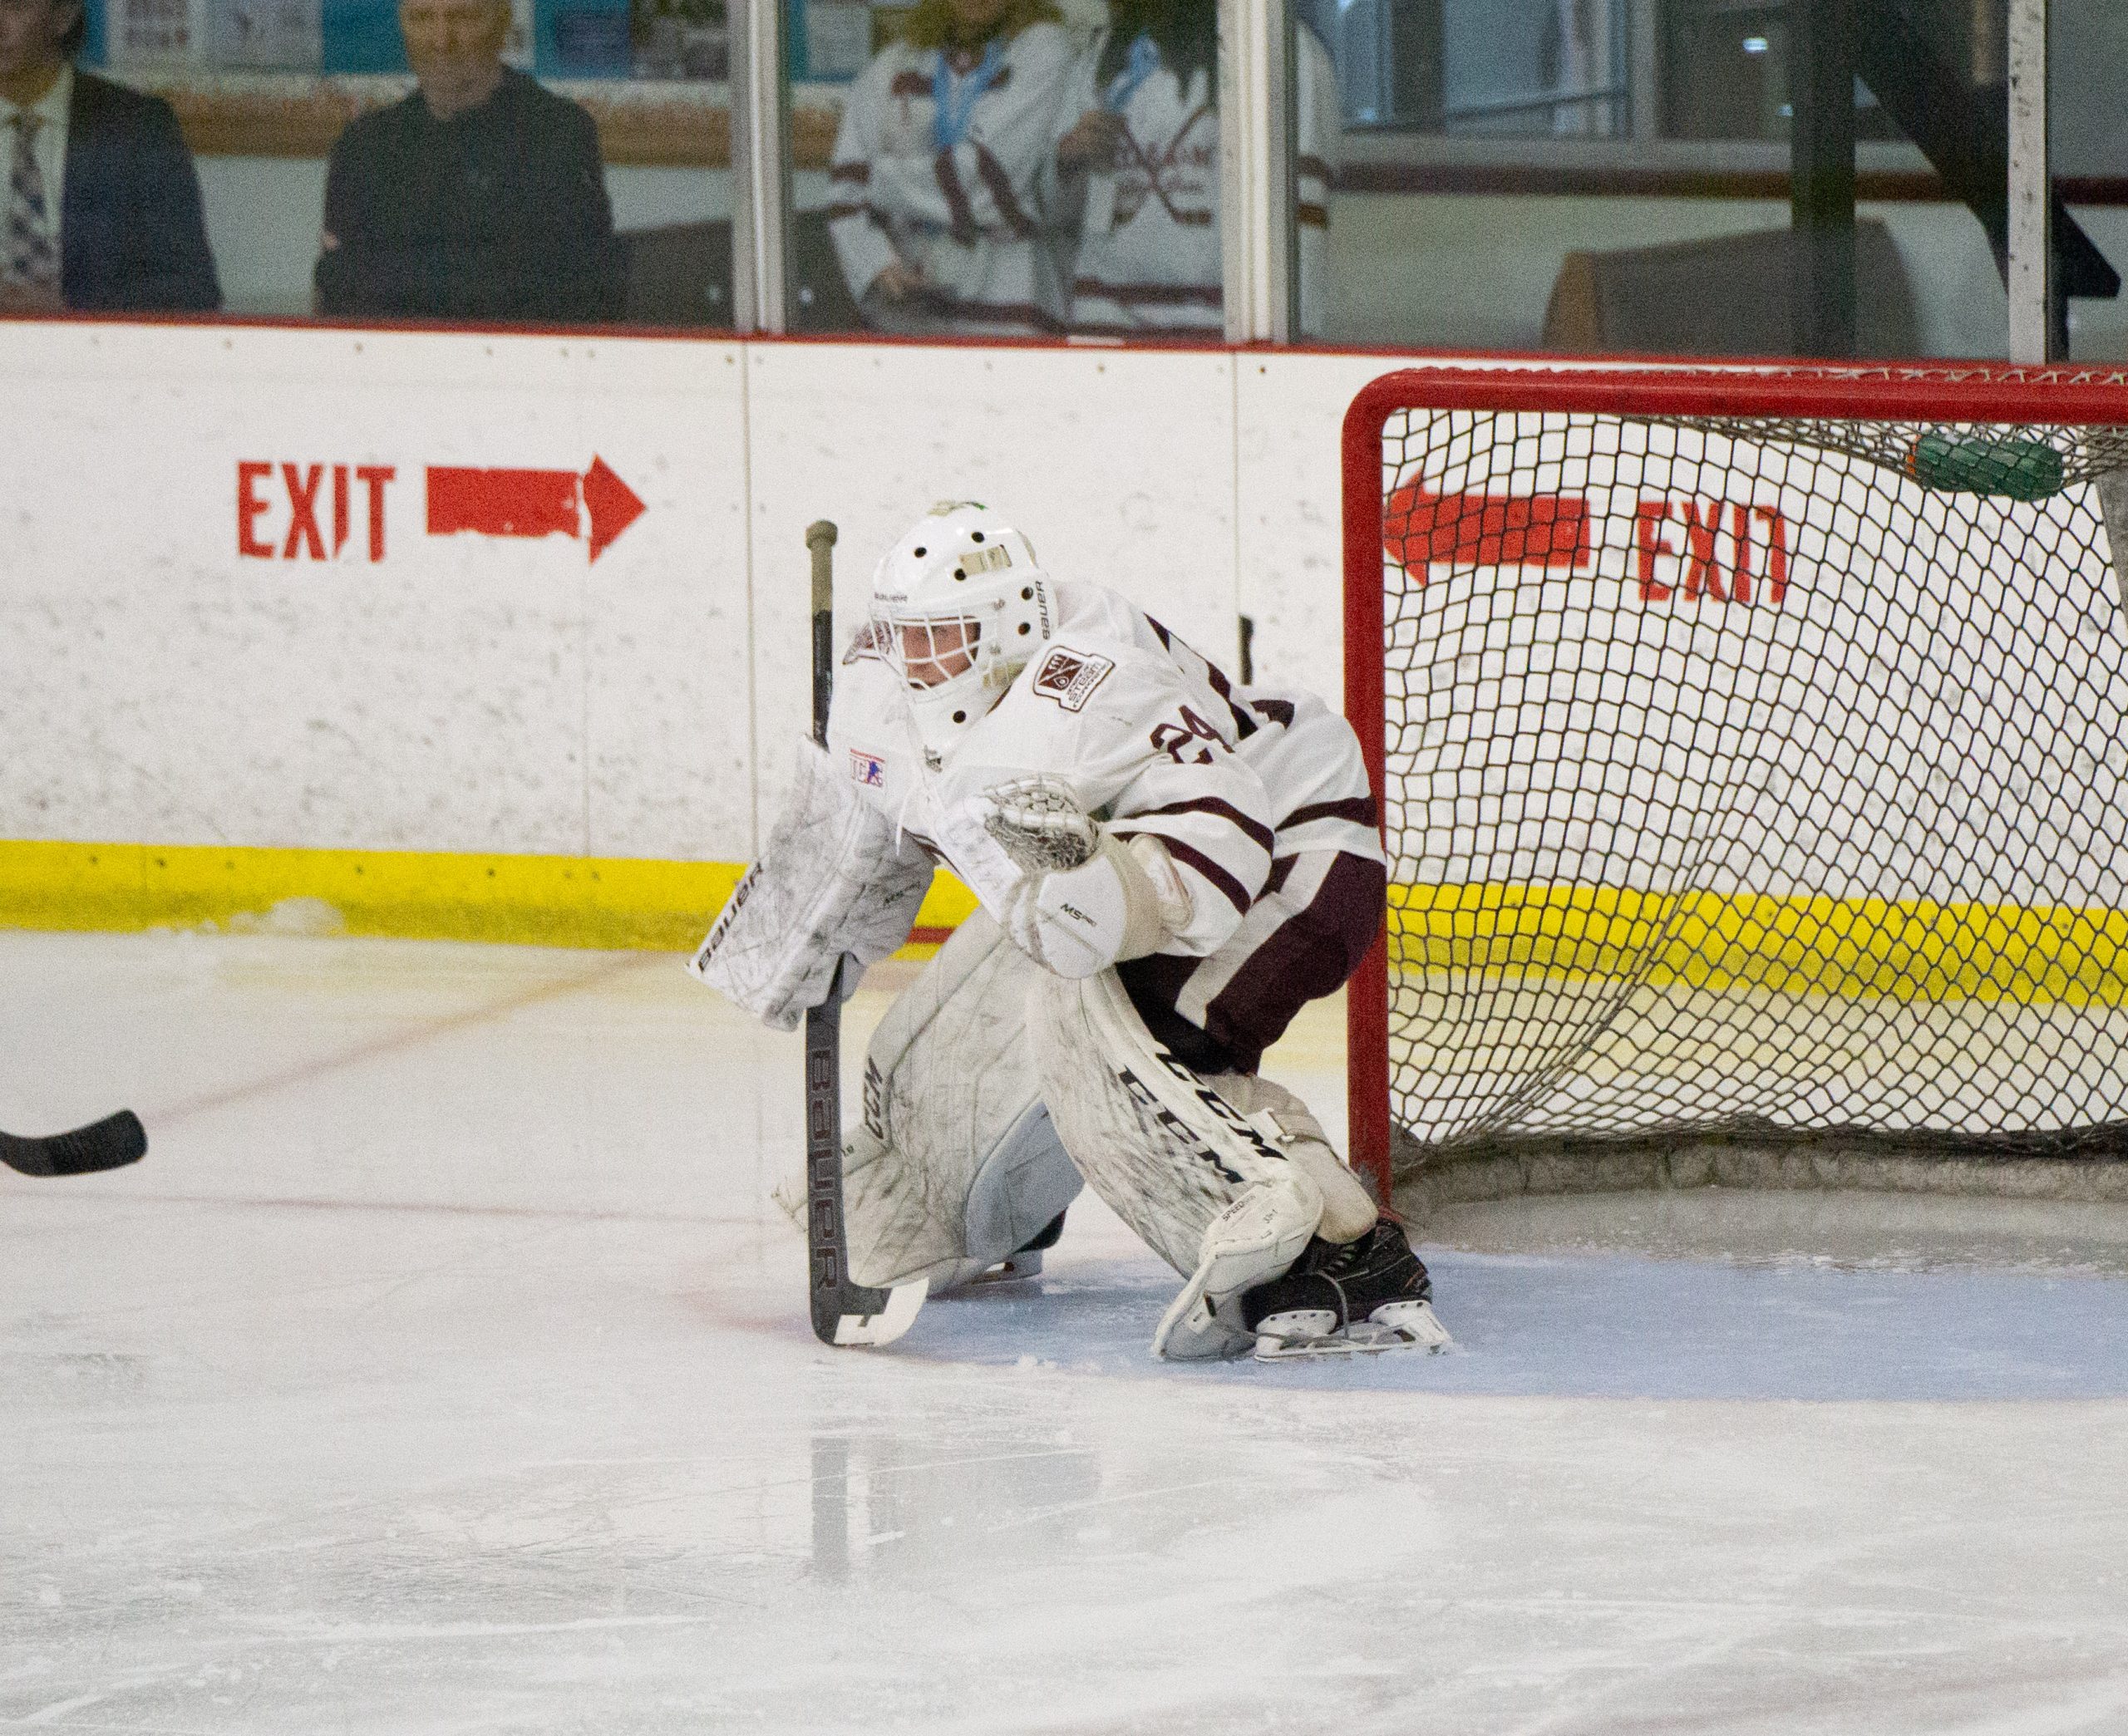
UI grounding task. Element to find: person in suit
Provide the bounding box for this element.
[313,0,622,322]
[0,0,221,313]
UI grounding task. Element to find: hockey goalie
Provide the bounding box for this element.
[695,503,1449,1360]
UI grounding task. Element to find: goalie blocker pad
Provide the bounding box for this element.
[842,912,1085,1291]
[690,738,931,1030]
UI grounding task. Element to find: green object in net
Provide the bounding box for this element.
[1909,430,2066,501]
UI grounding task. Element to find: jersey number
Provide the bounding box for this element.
[1151,706,1226,765]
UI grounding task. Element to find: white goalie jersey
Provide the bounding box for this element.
[829,577,1382,1063]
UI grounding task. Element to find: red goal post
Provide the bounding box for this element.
[1342,362,2128,1206]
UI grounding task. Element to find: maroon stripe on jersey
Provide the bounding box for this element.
[935,150,979,244]
[830,202,899,236]
[1249,697,1295,729]
[1200,852,1387,1073]
[1122,797,1275,853]
[1071,278,1224,305]
[973,145,1039,238]
[1145,614,1256,740]
[1163,838,1254,916]
[890,70,930,96]
[924,294,1066,332]
[1296,155,1334,184]
[1278,795,1378,831]
[1264,855,1296,895]
[1296,203,1329,229]
[1197,659,1257,740]
[1066,317,1224,337]
[830,161,872,184]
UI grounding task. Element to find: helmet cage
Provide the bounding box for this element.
[868,504,1052,750]
[877,611,985,695]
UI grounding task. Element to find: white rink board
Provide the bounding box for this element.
[13,319,2120,907]
[1387,408,2128,912]
[0,322,755,863]
[0,324,1297,866]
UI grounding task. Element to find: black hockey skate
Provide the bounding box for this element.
[1238,1220,1452,1360]
[967,1209,1068,1286]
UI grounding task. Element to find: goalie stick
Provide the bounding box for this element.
[0,1109,147,1178]
[800,519,926,1348]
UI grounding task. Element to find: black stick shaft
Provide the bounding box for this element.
[802,520,860,1344]
[810,522,835,746]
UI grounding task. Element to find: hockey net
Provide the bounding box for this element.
[1342,365,2128,1206]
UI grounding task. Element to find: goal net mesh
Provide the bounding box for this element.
[1377,396,2128,1165]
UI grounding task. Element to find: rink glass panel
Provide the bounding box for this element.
[73,0,735,327]
[782,0,1227,341]
[1340,364,2128,1188]
[1297,0,2125,361]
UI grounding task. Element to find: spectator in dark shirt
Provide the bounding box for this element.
[313,0,622,322]
[0,0,219,314]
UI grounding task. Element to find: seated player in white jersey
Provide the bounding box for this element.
[697,503,1448,1359]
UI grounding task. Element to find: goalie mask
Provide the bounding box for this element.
[871,502,1053,755]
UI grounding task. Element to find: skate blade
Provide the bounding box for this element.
[1254,1320,1454,1361]
[965,1250,1043,1286]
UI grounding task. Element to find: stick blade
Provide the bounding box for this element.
[0,1109,147,1178]
[831,1280,929,1348]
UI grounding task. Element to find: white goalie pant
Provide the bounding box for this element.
[843,912,1085,1294]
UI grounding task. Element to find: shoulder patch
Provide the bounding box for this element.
[850,749,887,788]
[1030,645,1116,712]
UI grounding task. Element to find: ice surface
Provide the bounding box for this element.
[7,931,2128,1734]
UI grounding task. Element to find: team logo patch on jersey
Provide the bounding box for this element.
[1031,646,1115,712]
[850,749,887,788]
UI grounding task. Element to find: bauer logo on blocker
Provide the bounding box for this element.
[1032,646,1115,711]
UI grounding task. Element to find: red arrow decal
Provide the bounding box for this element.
[1386,483,1591,581]
[426,457,646,563]
[581,455,647,563]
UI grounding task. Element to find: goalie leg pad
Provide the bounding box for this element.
[1028,967,1310,1277]
[841,912,1083,1291]
[960,1101,1081,1283]
[1150,1171,1323,1360]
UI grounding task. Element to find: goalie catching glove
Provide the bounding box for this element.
[938,776,1193,978]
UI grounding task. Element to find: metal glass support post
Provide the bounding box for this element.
[1219,0,1295,343]
[1628,0,1660,139]
[2006,0,2052,363]
[732,0,791,334]
[1789,0,1857,357]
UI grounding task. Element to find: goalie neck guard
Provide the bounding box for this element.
[870,502,1053,755]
